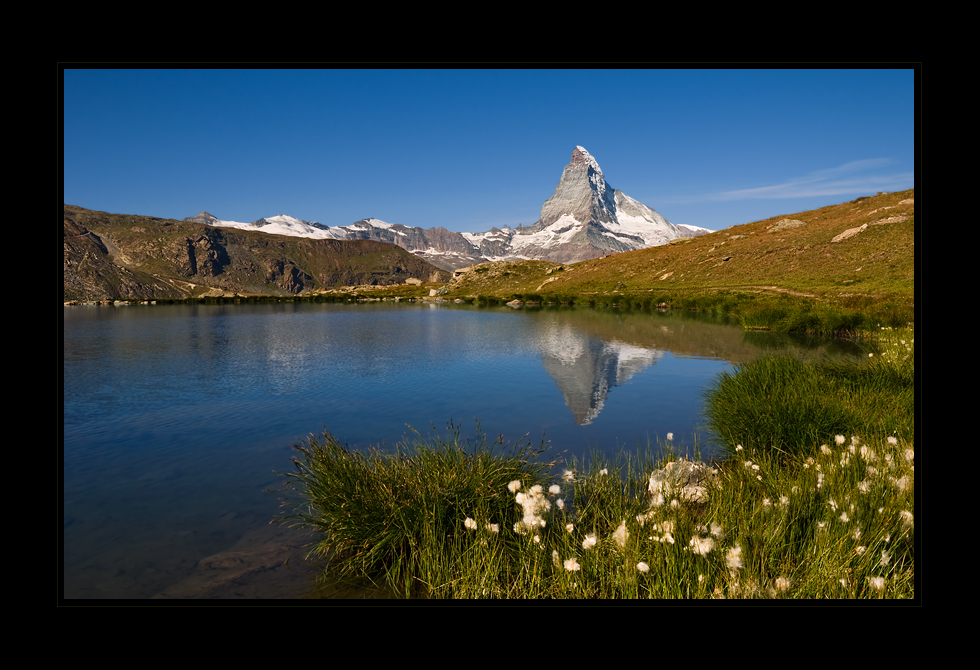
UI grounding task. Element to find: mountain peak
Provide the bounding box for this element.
[183,211,219,225]
[571,146,602,174]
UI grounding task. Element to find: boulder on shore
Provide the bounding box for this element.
[647,459,720,503]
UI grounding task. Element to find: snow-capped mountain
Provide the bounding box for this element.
[186,146,709,271]
[503,146,709,263]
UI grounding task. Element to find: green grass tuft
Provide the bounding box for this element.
[703,326,914,459]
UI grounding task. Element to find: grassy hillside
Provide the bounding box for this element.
[439,190,914,331]
[63,205,451,302]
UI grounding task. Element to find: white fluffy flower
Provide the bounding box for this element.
[726,545,743,570]
[582,534,597,550]
[689,536,715,556]
[637,562,650,573]
[612,521,629,548]
[564,558,581,572]
[464,517,477,531]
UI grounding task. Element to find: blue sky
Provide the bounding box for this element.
[63,68,916,233]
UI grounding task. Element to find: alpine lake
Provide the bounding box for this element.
[63,300,867,599]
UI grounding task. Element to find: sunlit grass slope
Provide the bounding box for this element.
[442,190,914,321]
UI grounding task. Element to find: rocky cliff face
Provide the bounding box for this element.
[63,205,451,302]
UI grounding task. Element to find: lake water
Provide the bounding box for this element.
[63,302,865,599]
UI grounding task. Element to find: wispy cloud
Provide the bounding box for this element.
[663,159,913,204]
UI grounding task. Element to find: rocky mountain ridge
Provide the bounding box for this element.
[191,147,709,271]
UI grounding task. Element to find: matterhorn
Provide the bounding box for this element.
[494,146,706,263]
[190,146,708,270]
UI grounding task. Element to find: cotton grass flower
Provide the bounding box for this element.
[486,523,499,534]
[867,576,886,592]
[689,535,715,556]
[637,561,650,573]
[775,576,791,592]
[562,470,576,482]
[726,545,743,570]
[508,480,522,493]
[549,484,561,495]
[564,558,581,572]
[890,475,911,491]
[583,534,597,550]
[464,517,477,531]
[612,521,629,549]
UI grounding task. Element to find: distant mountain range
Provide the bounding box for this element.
[187,147,710,271]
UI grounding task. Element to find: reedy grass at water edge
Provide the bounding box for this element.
[274,424,556,598]
[276,427,914,599]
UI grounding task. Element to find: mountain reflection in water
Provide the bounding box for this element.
[539,319,664,425]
